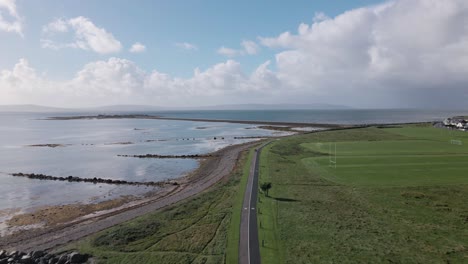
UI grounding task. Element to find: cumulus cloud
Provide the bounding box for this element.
[0,58,278,107]
[241,40,259,55]
[217,40,260,57]
[0,0,22,35]
[129,42,146,53]
[2,0,468,108]
[175,42,198,51]
[257,0,468,107]
[41,16,122,54]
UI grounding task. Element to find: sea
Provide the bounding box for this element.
[0,108,466,234]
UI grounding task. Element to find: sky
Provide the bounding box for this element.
[1,0,467,108]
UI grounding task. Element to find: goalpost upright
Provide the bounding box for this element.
[329,142,337,169]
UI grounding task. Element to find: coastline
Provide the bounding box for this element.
[44,114,436,129]
[44,114,346,128]
[0,140,265,252]
[0,115,444,251]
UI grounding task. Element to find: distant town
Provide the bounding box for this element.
[442,116,468,131]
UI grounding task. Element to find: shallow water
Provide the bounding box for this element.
[0,112,282,215]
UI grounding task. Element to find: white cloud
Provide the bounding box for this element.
[257,0,468,107]
[313,12,329,23]
[0,0,22,35]
[2,0,468,108]
[217,40,260,57]
[241,40,259,55]
[41,16,122,54]
[0,58,278,107]
[129,42,146,53]
[42,18,68,33]
[175,42,198,51]
[217,46,239,57]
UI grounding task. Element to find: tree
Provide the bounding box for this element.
[260,182,272,197]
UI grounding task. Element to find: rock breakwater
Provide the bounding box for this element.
[10,173,178,187]
[117,154,216,159]
[0,250,89,264]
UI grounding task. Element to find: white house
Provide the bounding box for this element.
[443,118,452,126]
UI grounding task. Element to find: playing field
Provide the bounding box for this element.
[257,125,468,263]
[302,127,468,186]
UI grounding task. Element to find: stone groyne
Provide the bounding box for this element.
[10,173,178,187]
[117,154,216,159]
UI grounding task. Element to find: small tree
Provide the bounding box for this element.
[260,182,272,197]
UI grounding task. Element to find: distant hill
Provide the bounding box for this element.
[0,103,351,113]
[188,103,352,110]
[0,104,165,113]
[0,104,71,112]
[87,105,166,112]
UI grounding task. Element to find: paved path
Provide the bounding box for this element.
[239,142,269,264]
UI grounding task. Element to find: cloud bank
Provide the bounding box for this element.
[258,0,468,107]
[2,0,468,108]
[0,58,277,107]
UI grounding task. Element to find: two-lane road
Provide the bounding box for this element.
[239,142,270,264]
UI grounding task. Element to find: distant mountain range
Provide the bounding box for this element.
[0,103,351,112]
[0,104,70,112]
[193,103,352,110]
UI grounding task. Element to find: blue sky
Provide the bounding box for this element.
[1,0,467,108]
[1,0,382,78]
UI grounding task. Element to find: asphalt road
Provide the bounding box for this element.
[239,142,269,264]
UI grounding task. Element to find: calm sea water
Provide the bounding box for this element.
[0,112,283,221]
[150,109,467,124]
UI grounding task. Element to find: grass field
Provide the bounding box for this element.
[257,125,468,263]
[61,148,255,264]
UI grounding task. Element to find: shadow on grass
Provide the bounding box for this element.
[273,197,299,202]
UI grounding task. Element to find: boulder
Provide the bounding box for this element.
[32,250,45,259]
[57,254,68,264]
[48,256,58,264]
[19,255,34,264]
[68,252,87,263]
[42,254,53,261]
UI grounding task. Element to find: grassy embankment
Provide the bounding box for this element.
[257,125,468,263]
[61,148,256,264]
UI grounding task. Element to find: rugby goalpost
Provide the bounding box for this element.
[329,142,337,169]
[450,139,463,146]
[448,129,463,146]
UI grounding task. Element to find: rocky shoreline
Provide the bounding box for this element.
[0,250,88,264]
[117,153,216,159]
[0,141,261,252]
[10,173,178,187]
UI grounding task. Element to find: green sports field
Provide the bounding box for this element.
[257,125,468,263]
[302,127,468,186]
